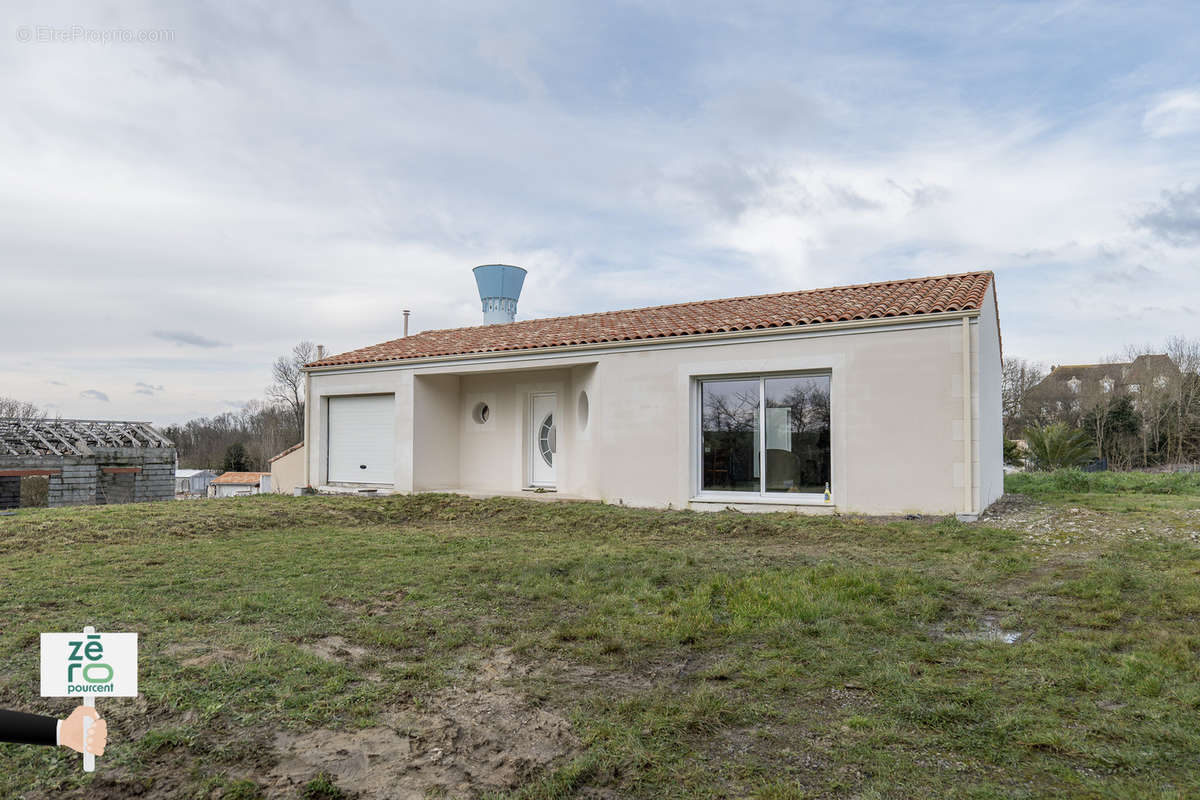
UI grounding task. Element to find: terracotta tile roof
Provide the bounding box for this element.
[307,271,994,368]
[212,472,270,485]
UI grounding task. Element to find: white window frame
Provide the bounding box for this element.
[693,372,832,506]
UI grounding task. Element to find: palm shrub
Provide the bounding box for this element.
[1022,422,1099,472]
[1023,423,1094,471]
[1003,437,1025,467]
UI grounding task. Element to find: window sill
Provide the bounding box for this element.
[691,492,832,507]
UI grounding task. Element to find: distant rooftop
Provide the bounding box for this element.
[212,472,270,485]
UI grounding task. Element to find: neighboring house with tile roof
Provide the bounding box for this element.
[302,269,1003,518]
[210,471,272,498]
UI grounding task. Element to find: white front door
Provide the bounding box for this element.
[327,394,396,483]
[529,393,557,487]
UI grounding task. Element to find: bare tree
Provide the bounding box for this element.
[1165,336,1200,464]
[1122,344,1173,465]
[0,396,46,419]
[1001,357,1046,437]
[267,341,315,443]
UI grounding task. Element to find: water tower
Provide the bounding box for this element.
[472,264,527,324]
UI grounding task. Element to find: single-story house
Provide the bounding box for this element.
[301,268,1003,518]
[175,468,217,496]
[210,471,272,498]
[269,443,306,495]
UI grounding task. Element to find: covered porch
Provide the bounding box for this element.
[312,357,599,498]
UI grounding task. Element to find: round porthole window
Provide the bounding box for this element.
[472,402,490,424]
[577,390,589,431]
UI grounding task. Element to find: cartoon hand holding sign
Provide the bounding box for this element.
[0,706,105,753]
[37,625,138,771]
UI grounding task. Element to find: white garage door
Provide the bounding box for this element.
[327,394,396,484]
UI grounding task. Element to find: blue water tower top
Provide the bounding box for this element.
[472,264,527,324]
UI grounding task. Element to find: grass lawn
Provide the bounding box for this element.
[2,473,1199,799]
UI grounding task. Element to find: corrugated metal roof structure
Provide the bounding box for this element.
[0,418,173,457]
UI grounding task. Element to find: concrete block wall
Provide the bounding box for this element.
[2,447,178,508]
[133,453,175,502]
[49,463,98,506]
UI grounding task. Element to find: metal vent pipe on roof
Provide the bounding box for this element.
[472,264,527,324]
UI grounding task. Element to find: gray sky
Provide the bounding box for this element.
[2,1,1198,425]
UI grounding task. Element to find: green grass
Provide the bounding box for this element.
[1,487,1199,799]
[1006,467,1200,498]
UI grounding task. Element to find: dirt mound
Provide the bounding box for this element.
[267,650,578,799]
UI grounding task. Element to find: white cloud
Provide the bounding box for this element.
[1143,90,1200,138]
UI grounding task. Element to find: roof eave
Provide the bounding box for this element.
[302,307,983,374]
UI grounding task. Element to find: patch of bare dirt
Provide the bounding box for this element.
[979,493,1199,545]
[301,635,371,663]
[329,589,408,617]
[534,654,676,695]
[267,649,579,799]
[164,642,249,668]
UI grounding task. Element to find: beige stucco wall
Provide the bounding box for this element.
[414,374,461,490]
[270,445,306,494]
[306,312,1003,515]
[976,284,1004,511]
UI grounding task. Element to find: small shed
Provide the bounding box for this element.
[210,472,272,497]
[176,468,218,496]
[0,418,176,509]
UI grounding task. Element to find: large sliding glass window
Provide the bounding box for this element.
[700,374,831,497]
[700,378,760,492]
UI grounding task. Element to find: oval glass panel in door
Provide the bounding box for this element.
[538,413,555,467]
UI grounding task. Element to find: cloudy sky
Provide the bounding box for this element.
[2,1,1198,425]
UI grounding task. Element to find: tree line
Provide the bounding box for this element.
[160,401,296,472]
[1002,336,1200,470]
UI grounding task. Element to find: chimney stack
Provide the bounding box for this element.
[472,264,527,324]
[317,344,326,360]
[403,309,411,337]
